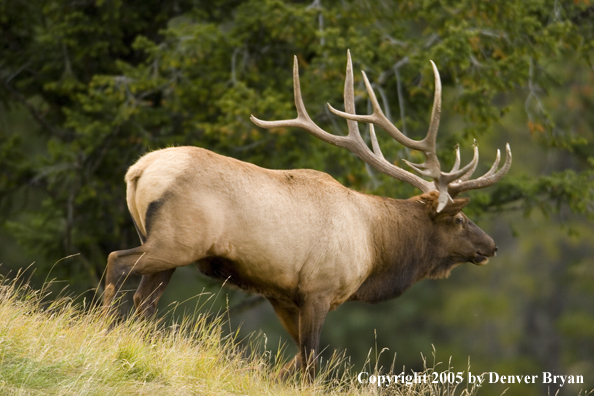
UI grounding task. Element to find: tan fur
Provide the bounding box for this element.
[119,147,375,305]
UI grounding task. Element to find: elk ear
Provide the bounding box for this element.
[433,196,470,218]
[444,196,470,214]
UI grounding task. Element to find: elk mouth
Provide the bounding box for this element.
[471,253,493,266]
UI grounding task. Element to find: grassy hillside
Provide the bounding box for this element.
[0,275,489,396]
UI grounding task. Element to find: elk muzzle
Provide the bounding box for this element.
[471,244,497,266]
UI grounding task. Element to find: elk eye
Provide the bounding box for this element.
[455,216,464,225]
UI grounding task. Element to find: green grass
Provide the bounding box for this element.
[1,272,570,396]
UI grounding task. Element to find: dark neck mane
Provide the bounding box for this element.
[350,196,436,303]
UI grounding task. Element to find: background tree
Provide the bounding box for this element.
[1,1,593,394]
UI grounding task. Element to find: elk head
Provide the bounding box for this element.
[410,191,497,280]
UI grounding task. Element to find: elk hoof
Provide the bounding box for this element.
[275,356,301,382]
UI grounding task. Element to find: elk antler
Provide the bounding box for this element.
[250,51,511,212]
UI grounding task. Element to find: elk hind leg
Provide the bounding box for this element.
[133,269,176,318]
[103,246,175,312]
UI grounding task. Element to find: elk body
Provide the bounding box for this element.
[104,52,511,380]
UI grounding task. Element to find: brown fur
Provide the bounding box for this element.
[104,146,497,380]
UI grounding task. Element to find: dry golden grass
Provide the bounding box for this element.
[0,275,317,395]
[3,270,586,396]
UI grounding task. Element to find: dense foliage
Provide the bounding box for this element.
[1,1,593,395]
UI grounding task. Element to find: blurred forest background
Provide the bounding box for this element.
[1,0,594,394]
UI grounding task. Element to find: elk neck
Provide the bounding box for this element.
[350,194,439,304]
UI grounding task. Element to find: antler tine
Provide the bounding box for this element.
[457,140,479,182]
[451,144,461,173]
[343,50,362,139]
[420,140,478,184]
[402,137,477,184]
[484,148,502,178]
[425,62,442,144]
[369,124,385,159]
[449,143,512,197]
[250,56,350,149]
[443,142,478,182]
[441,143,479,183]
[327,71,421,149]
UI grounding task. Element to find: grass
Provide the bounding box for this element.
[0,274,314,395]
[1,271,587,396]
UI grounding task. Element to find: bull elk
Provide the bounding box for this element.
[103,52,511,380]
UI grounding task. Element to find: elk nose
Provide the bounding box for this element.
[493,246,498,256]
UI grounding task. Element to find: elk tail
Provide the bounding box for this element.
[125,167,148,244]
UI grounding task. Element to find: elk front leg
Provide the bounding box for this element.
[298,299,330,382]
[269,298,302,379]
[133,269,176,318]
